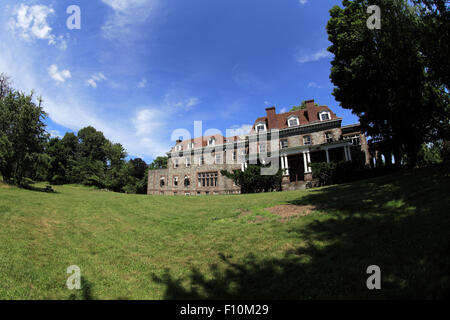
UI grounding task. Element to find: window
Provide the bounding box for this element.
[215,153,222,164]
[173,176,178,186]
[175,145,182,151]
[325,132,333,143]
[259,143,267,153]
[280,139,289,149]
[187,142,194,149]
[287,116,299,127]
[173,158,179,168]
[344,134,361,145]
[208,137,216,146]
[256,124,265,133]
[186,157,191,167]
[303,135,312,145]
[232,151,237,161]
[185,192,191,196]
[160,177,165,187]
[184,176,190,187]
[198,156,205,166]
[198,172,218,187]
[319,111,331,121]
[174,192,177,195]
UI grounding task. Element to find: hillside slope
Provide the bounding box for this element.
[0,165,448,299]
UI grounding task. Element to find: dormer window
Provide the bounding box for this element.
[255,122,267,133]
[187,142,195,149]
[319,111,331,121]
[287,116,299,127]
[175,145,182,151]
[208,137,216,146]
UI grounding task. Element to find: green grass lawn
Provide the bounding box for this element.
[0,164,449,299]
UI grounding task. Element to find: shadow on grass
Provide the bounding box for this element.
[23,185,60,194]
[152,165,450,299]
[68,277,95,300]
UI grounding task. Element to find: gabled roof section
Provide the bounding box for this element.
[250,100,339,132]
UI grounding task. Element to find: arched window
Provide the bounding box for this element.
[319,111,331,121]
[287,115,299,127]
[184,175,190,187]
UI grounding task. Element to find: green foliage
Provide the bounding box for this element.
[327,0,450,166]
[310,162,337,186]
[416,142,443,167]
[0,91,48,186]
[221,165,282,194]
[289,100,318,112]
[149,156,168,170]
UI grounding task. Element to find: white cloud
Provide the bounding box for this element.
[48,64,71,83]
[163,93,200,111]
[226,124,252,137]
[9,4,66,50]
[307,81,323,88]
[101,0,158,40]
[264,101,272,106]
[86,73,107,88]
[48,129,62,138]
[138,78,147,88]
[299,0,308,4]
[297,49,332,63]
[132,108,173,157]
[280,107,287,113]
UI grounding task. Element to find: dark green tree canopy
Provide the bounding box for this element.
[327,0,449,165]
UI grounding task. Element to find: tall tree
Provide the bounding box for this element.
[0,73,12,99]
[327,0,449,165]
[0,91,49,185]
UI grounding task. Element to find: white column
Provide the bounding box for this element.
[303,152,308,172]
[325,148,330,163]
[281,155,285,170]
[347,146,352,161]
[241,162,245,172]
[344,146,349,161]
[306,152,311,173]
[285,155,289,176]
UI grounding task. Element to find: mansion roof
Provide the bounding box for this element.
[170,99,341,152]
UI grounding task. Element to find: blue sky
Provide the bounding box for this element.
[0,0,357,162]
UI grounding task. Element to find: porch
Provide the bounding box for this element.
[280,141,353,182]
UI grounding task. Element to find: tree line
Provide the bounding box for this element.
[0,73,168,193]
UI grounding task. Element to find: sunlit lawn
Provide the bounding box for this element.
[0,164,448,299]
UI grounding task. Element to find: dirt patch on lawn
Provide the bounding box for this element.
[265,204,322,222]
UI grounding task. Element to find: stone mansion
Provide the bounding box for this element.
[147,100,370,195]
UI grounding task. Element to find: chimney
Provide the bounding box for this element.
[265,106,277,130]
[305,99,318,122]
[176,139,182,144]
